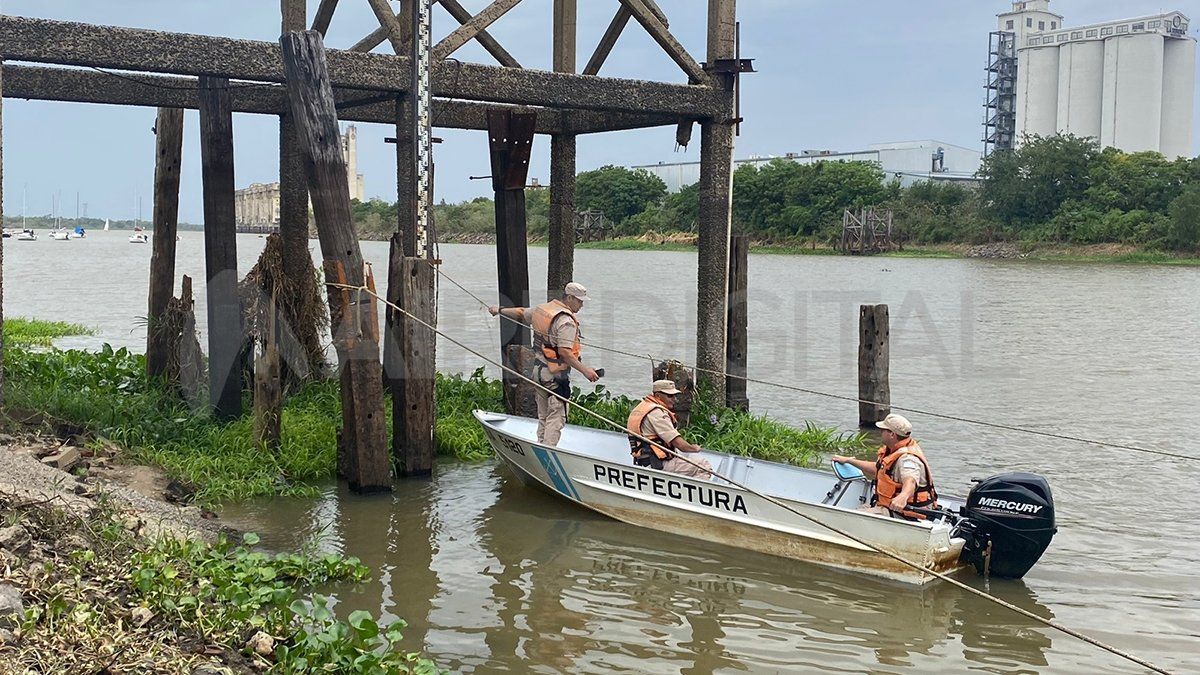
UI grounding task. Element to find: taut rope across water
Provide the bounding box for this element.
[329,274,1172,675]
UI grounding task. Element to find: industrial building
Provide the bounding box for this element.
[633,140,982,193]
[985,1,1195,158]
[234,124,365,228]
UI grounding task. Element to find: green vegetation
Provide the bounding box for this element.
[437,369,868,468]
[4,342,867,502]
[366,135,1200,260]
[4,317,94,348]
[7,496,437,673]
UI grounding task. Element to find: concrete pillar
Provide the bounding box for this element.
[548,0,577,299]
[695,0,736,393]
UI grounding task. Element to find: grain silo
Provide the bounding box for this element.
[985,1,1196,158]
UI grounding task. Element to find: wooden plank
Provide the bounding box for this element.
[311,0,339,35]
[583,7,631,76]
[552,0,576,73]
[725,234,748,410]
[146,107,185,382]
[396,256,436,476]
[281,29,390,493]
[431,0,523,62]
[438,0,521,68]
[618,0,706,83]
[548,0,576,299]
[858,304,891,427]
[363,0,409,54]
[0,16,725,117]
[198,76,244,421]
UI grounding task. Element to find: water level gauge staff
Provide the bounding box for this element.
[489,281,599,446]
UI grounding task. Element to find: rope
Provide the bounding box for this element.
[328,278,1171,675]
[435,266,1199,464]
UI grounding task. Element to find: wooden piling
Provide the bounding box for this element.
[653,360,695,428]
[858,304,891,427]
[146,107,185,382]
[393,256,436,476]
[487,109,536,415]
[253,289,282,450]
[281,29,390,493]
[725,234,749,411]
[198,75,244,421]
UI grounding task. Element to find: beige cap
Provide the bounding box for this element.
[875,413,912,437]
[564,282,588,299]
[652,380,682,395]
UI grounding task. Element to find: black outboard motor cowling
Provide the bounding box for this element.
[957,472,1056,579]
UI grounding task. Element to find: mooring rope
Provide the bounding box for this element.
[434,266,1199,465]
[329,278,1172,675]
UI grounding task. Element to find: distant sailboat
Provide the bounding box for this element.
[103,218,110,232]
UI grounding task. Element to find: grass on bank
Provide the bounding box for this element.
[4,494,439,673]
[5,342,867,504]
[4,317,95,348]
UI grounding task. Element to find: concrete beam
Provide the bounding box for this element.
[0,15,717,117]
[1,64,684,134]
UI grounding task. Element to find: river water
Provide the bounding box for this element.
[6,231,1199,672]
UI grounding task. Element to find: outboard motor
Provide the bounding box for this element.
[956,472,1056,579]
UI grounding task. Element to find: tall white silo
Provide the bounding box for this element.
[1018,46,1061,140]
[1056,40,1104,141]
[1101,33,1164,153]
[1161,38,1197,159]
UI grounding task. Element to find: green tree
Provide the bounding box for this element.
[978,134,1100,229]
[732,159,886,238]
[576,165,668,226]
[1166,184,1200,252]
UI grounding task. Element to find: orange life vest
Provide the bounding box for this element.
[626,397,676,464]
[531,300,581,375]
[871,438,938,520]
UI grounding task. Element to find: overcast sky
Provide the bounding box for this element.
[2,0,1197,223]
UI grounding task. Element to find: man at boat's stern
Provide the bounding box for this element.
[627,380,714,480]
[489,281,599,446]
[832,414,939,520]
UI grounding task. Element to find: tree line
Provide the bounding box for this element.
[351,134,1200,252]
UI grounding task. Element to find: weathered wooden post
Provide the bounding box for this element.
[254,289,283,450]
[547,0,577,299]
[858,304,891,427]
[725,234,749,411]
[695,0,737,396]
[282,29,391,493]
[198,76,244,420]
[488,109,537,416]
[654,360,695,428]
[395,257,436,475]
[278,0,312,339]
[147,107,184,382]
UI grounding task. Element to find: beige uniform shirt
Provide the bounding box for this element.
[640,406,681,445]
[522,308,579,382]
[890,442,929,487]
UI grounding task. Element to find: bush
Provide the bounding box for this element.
[1167,185,1200,252]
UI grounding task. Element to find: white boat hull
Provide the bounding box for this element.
[475,411,967,585]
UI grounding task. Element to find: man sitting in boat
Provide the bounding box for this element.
[626,380,714,480]
[489,282,599,446]
[831,414,938,520]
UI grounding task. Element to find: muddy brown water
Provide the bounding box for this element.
[7,232,1199,672]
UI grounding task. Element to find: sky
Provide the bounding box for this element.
[1,0,1197,224]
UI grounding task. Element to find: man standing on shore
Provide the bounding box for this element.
[489,282,599,446]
